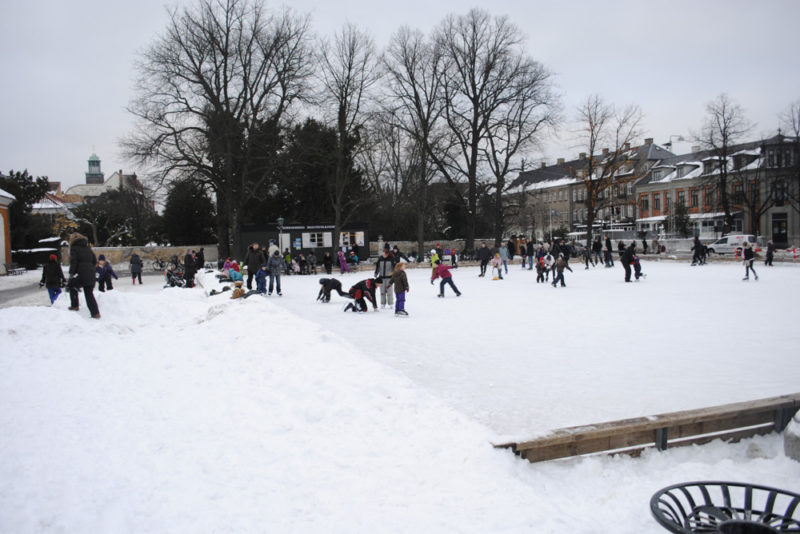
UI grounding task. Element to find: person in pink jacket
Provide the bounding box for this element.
[430,260,462,298]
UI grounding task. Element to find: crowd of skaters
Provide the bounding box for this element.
[52,228,779,319]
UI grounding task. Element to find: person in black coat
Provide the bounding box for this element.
[130,252,143,284]
[40,253,66,304]
[604,235,614,267]
[317,278,346,302]
[476,242,491,277]
[526,239,535,270]
[592,236,602,266]
[742,242,759,281]
[67,233,100,318]
[621,242,636,282]
[183,249,197,288]
[322,251,334,274]
[243,243,265,289]
[765,240,775,266]
[196,247,205,271]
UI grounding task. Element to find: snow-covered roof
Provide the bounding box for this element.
[636,215,666,222]
[0,187,15,200]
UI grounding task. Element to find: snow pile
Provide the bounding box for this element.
[1,260,799,533]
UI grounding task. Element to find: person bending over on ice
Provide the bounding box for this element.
[431,260,462,298]
[317,278,347,302]
[343,278,382,312]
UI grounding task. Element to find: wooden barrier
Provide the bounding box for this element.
[494,393,800,463]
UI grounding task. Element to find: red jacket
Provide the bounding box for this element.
[431,264,453,281]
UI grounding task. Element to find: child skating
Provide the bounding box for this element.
[552,254,567,287]
[431,260,461,297]
[490,252,504,280]
[387,262,410,316]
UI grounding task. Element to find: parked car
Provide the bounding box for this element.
[706,234,758,255]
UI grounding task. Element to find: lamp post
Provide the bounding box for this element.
[277,217,284,253]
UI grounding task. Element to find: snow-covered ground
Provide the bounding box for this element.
[1,259,799,533]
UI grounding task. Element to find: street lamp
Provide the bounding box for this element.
[277,217,284,253]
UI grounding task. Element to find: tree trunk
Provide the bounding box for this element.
[416,186,426,262]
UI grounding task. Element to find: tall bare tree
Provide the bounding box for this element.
[695,93,753,234]
[432,9,553,249]
[318,23,381,248]
[383,26,447,257]
[124,0,313,257]
[483,61,558,243]
[729,147,773,235]
[574,95,643,246]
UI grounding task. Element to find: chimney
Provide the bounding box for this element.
[644,138,653,145]
[691,145,701,154]
[579,152,586,159]
[540,162,547,169]
[557,158,565,165]
[602,148,609,156]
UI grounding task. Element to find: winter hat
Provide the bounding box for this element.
[98,254,106,261]
[273,250,280,256]
[49,254,57,261]
[430,249,436,254]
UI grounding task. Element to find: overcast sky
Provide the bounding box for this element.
[1,0,798,189]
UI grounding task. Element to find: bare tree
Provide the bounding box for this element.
[778,100,800,214]
[729,147,773,235]
[574,95,643,246]
[483,61,559,244]
[124,0,313,257]
[318,23,381,248]
[432,9,551,249]
[383,26,447,258]
[695,93,754,234]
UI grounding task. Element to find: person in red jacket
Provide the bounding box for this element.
[343,278,382,312]
[431,260,462,298]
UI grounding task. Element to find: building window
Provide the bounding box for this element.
[705,188,713,207]
[302,232,333,248]
[640,196,649,211]
[690,189,698,207]
[772,181,788,206]
[678,190,686,206]
[653,193,661,210]
[665,193,672,210]
[733,183,744,204]
[767,150,775,168]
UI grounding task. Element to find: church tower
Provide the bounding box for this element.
[85,153,104,184]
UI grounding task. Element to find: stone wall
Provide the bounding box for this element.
[59,244,218,272]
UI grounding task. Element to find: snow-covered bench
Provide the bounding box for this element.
[495,393,800,463]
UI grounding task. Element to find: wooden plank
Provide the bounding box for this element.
[506,394,800,451]
[495,393,800,463]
